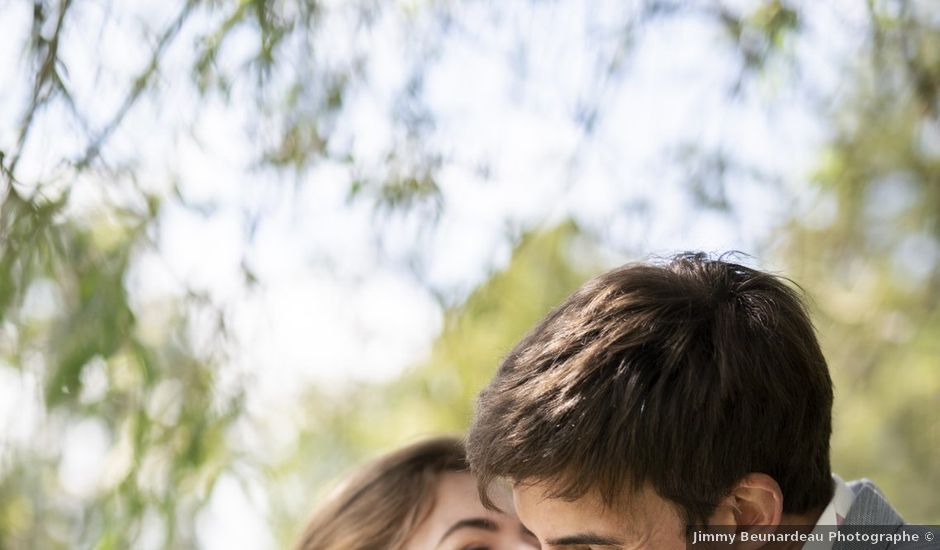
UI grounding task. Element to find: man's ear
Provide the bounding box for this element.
[727,473,783,527]
[707,473,783,549]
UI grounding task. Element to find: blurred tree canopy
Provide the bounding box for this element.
[782,0,940,520]
[1,0,938,548]
[265,223,595,543]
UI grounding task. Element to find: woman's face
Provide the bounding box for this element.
[404,472,540,550]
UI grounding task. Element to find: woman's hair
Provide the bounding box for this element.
[295,436,468,550]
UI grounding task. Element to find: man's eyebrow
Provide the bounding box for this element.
[546,532,624,546]
[437,518,499,546]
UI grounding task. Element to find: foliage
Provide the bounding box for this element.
[779,0,940,522]
[0,0,938,548]
[0,178,243,548]
[266,223,595,544]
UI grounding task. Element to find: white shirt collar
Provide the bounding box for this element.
[803,474,856,550]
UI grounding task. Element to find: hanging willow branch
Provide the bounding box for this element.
[8,0,74,176]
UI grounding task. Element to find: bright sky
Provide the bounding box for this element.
[0,1,865,548]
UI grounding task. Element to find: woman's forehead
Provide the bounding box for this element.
[436,472,514,514]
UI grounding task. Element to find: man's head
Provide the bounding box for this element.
[467,253,834,548]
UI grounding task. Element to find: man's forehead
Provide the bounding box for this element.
[511,478,648,512]
[513,479,684,521]
[510,482,635,543]
[511,480,630,522]
[511,481,684,548]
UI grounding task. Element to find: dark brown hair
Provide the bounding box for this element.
[467,252,834,526]
[295,436,467,550]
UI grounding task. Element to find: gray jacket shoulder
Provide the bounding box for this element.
[836,479,938,550]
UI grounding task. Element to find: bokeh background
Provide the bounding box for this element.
[1,0,939,547]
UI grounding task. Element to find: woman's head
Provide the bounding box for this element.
[295,436,537,550]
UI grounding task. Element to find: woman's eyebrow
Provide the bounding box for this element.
[437,518,500,546]
[546,532,624,546]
